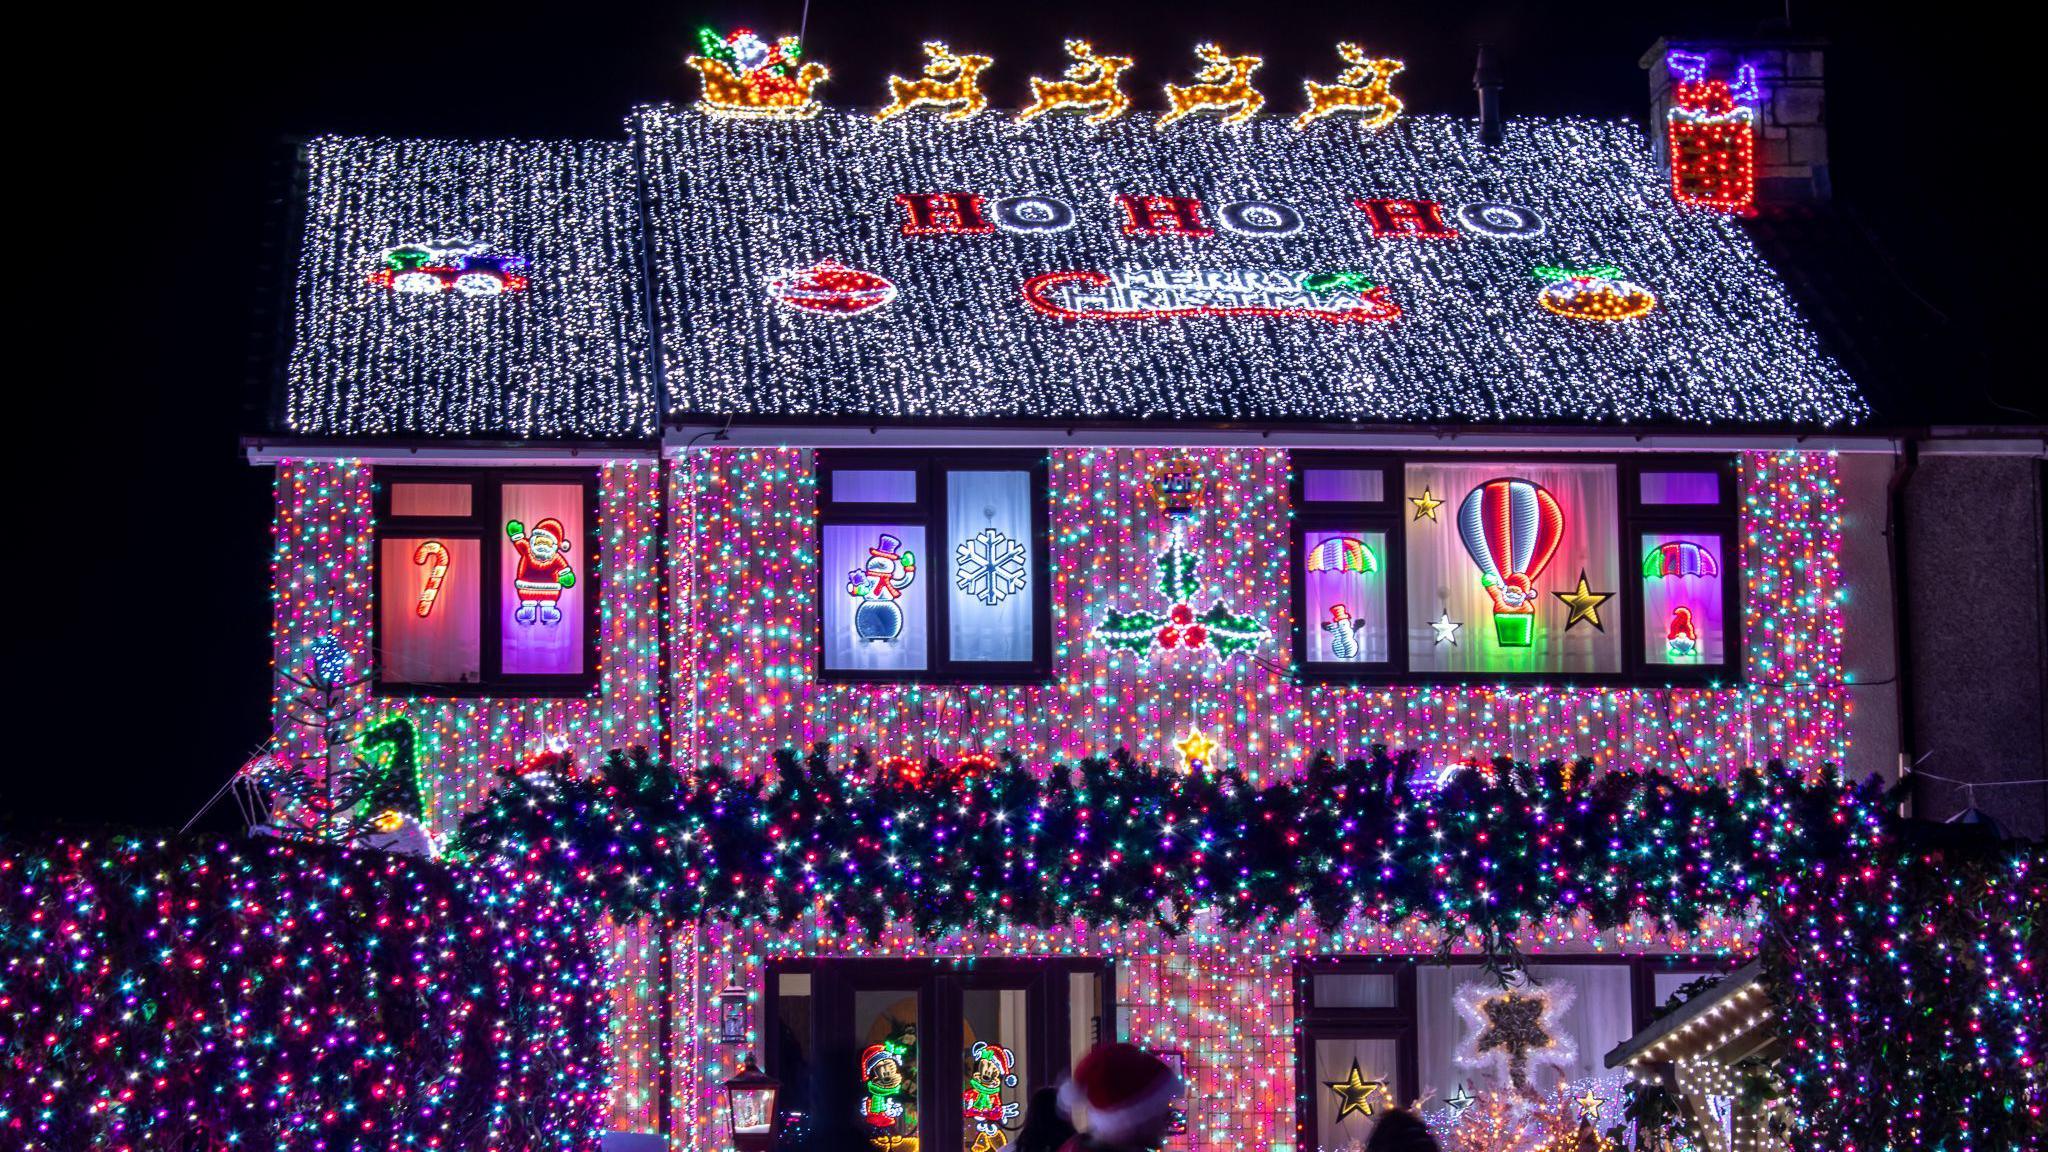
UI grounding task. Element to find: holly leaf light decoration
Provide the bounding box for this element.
[1095,510,1268,659]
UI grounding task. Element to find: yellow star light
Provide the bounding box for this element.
[1409,487,1444,521]
[1173,727,1217,771]
[1551,569,1615,632]
[1577,1085,1604,1118]
[1324,1060,1386,1121]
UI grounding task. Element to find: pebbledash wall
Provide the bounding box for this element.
[269,443,1860,1143]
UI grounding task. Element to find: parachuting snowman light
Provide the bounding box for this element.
[1456,479,1565,648]
[850,533,918,642]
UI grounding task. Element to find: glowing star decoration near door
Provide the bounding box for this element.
[767,260,898,317]
[955,527,1027,606]
[687,27,828,119]
[1016,40,1134,125]
[963,1042,1020,1151]
[369,241,528,297]
[875,41,994,123]
[1667,51,1760,211]
[1325,1059,1387,1121]
[1535,265,1657,321]
[1453,979,1579,1095]
[1551,570,1615,632]
[849,533,918,642]
[1456,478,1564,648]
[1097,456,1268,659]
[1157,43,1265,128]
[411,540,449,618]
[1025,268,1399,324]
[506,517,574,626]
[1294,42,1404,129]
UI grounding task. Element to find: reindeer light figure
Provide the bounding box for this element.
[1016,40,1135,125]
[1158,43,1266,128]
[1294,42,1405,130]
[875,41,995,122]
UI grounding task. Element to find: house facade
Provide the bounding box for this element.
[251,33,2042,1152]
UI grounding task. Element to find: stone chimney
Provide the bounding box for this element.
[1642,35,1830,204]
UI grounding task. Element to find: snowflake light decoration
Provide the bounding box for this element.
[955,527,1028,606]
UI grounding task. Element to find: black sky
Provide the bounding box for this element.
[19,1,2016,832]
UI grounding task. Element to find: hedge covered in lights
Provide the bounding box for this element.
[0,836,608,1152]
[455,745,1884,954]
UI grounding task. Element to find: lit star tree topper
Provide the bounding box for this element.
[1453,979,1579,1094]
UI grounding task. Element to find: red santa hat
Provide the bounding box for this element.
[862,1044,898,1080]
[1057,1043,1181,1146]
[972,1042,1014,1077]
[531,518,569,550]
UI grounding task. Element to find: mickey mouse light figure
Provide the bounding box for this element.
[963,1042,1020,1151]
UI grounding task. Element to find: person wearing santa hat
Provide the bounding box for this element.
[1055,1042,1182,1152]
[506,517,576,625]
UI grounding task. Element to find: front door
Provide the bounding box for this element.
[767,958,1111,1152]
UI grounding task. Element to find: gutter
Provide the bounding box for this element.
[1888,439,1919,810]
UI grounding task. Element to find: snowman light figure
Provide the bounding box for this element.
[849,533,918,642]
[962,1042,1021,1151]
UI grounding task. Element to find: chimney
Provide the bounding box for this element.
[1642,34,1830,204]
[1474,43,1503,145]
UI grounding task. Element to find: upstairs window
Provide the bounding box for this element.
[374,469,598,695]
[1292,454,1739,683]
[817,452,1050,681]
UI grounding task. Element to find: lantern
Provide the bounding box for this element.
[1149,451,1204,520]
[718,981,751,1045]
[724,1053,782,1150]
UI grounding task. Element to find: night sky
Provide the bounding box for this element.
[24,1,2014,832]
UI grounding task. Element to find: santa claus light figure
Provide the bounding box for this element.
[506,517,576,625]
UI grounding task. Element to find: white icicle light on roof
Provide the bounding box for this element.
[285,136,656,439]
[637,107,1865,426]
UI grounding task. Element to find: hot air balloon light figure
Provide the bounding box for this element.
[1455,479,1565,648]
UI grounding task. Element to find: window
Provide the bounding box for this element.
[1291,455,1403,674]
[1296,956,1726,1149]
[764,958,1110,1152]
[373,469,598,695]
[1291,454,1739,683]
[817,452,1051,681]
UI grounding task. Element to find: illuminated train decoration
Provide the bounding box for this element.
[369,241,529,297]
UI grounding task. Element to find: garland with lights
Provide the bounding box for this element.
[453,745,1884,961]
[0,835,607,1152]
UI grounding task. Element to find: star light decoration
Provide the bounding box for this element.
[1325,1059,1388,1121]
[1452,979,1580,1094]
[1173,726,1219,773]
[1430,612,1464,646]
[1409,487,1446,521]
[1551,570,1615,632]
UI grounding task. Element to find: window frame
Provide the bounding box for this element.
[1293,953,1730,1150]
[815,450,1053,684]
[371,467,601,698]
[1289,452,1742,686]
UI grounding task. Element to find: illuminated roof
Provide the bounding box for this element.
[281,110,1867,438]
